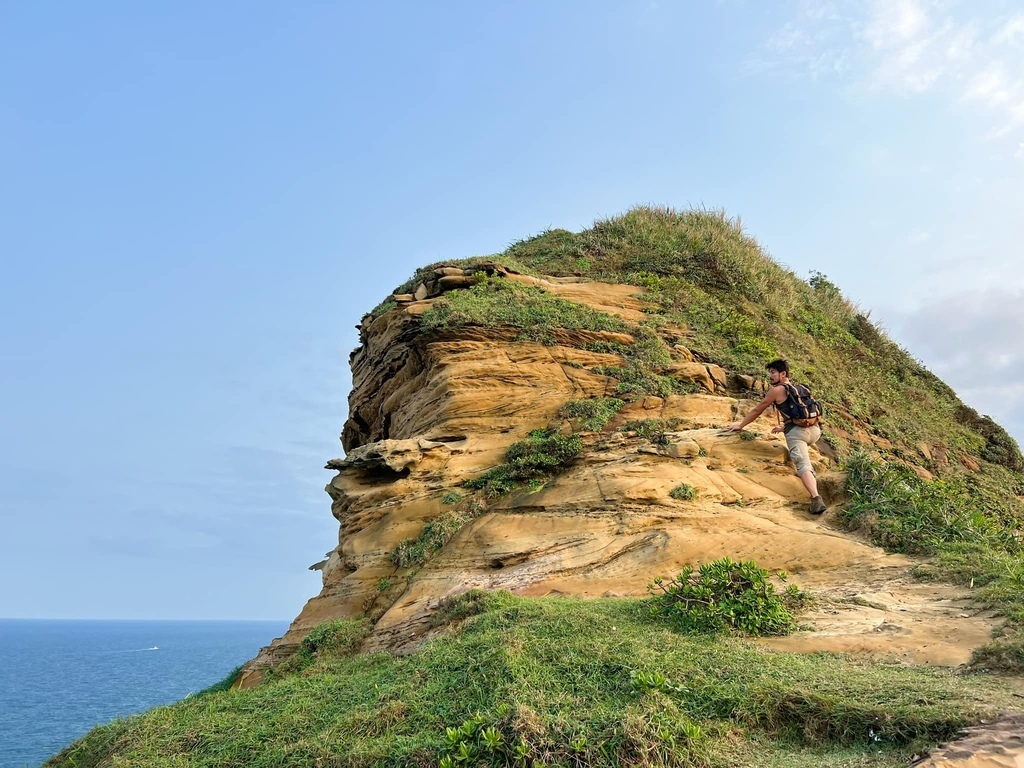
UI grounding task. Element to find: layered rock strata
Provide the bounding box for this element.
[239,266,994,687]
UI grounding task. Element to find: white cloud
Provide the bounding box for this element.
[909,228,931,243]
[991,14,1024,46]
[750,2,1024,141]
[945,22,979,61]
[964,64,1011,106]
[1015,142,1024,158]
[863,0,929,49]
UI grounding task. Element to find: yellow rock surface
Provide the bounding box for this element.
[239,274,1002,687]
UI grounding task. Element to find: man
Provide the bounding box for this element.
[726,359,827,515]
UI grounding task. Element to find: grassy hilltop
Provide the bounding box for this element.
[50,207,1024,768]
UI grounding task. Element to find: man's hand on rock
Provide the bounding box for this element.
[726,423,743,432]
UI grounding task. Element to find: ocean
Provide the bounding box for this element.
[0,619,289,768]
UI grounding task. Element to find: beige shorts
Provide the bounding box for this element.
[785,424,821,477]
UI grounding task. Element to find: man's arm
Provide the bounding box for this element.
[727,386,783,432]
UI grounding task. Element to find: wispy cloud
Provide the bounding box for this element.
[750,1,1024,142]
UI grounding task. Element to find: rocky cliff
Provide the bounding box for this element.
[239,243,1014,687]
[51,207,1024,768]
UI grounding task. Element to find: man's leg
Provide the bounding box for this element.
[786,427,826,513]
[799,469,819,499]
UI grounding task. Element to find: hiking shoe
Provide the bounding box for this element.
[809,496,827,515]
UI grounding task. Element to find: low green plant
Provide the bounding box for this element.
[441,491,463,505]
[391,509,480,568]
[969,634,1024,674]
[648,558,801,636]
[842,450,1021,557]
[266,618,370,679]
[430,589,493,628]
[739,430,758,441]
[369,298,397,317]
[376,577,392,592]
[420,276,628,344]
[302,620,359,655]
[670,483,697,501]
[630,669,684,695]
[621,418,670,445]
[464,430,583,497]
[437,711,534,768]
[559,397,625,432]
[585,325,705,401]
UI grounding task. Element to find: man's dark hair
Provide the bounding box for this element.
[766,359,789,375]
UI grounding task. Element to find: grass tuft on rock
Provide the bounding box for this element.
[558,397,625,432]
[669,483,697,501]
[463,429,582,497]
[390,503,487,568]
[421,276,628,344]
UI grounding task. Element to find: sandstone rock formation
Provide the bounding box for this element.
[238,266,1002,687]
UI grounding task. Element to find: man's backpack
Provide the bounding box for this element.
[779,383,823,428]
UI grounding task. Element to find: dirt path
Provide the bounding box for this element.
[911,712,1024,767]
[759,510,1002,666]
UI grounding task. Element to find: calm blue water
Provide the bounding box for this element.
[0,619,289,768]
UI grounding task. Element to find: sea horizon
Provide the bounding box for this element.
[0,616,288,621]
[0,618,289,768]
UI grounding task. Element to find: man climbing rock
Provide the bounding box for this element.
[726,359,827,515]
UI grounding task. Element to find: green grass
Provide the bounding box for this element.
[670,483,698,501]
[192,665,245,698]
[648,558,803,636]
[558,397,625,432]
[621,418,679,445]
[842,450,1024,669]
[463,429,583,497]
[584,325,704,401]
[390,504,486,568]
[50,593,1016,768]
[420,276,629,344]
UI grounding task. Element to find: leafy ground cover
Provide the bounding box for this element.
[648,558,803,636]
[49,593,1016,768]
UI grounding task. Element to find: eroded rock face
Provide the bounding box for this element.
[238,268,998,687]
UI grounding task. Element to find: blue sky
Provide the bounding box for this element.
[2,1,1022,620]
